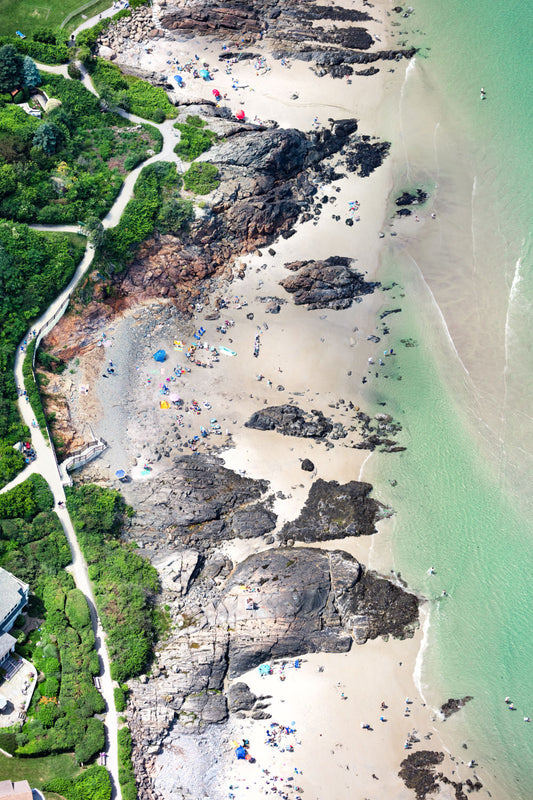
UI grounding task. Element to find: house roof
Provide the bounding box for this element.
[0,779,33,800]
[0,633,16,662]
[0,568,28,631]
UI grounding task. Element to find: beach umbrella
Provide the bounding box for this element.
[236,109,245,120]
[174,75,184,87]
[200,69,210,79]
[212,88,221,98]
[115,469,126,479]
[153,349,167,362]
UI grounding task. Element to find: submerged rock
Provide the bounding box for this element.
[440,696,473,719]
[395,188,428,206]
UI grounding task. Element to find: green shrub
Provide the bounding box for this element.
[156,196,194,235]
[183,162,220,195]
[67,62,82,80]
[123,151,145,171]
[40,676,59,697]
[44,764,112,800]
[173,119,216,161]
[65,589,91,628]
[75,717,105,764]
[66,485,159,682]
[114,686,127,712]
[102,161,178,271]
[0,36,69,65]
[0,474,53,520]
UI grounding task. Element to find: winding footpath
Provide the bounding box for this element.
[1,37,184,798]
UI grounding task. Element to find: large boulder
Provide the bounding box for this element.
[245,404,333,438]
[281,478,383,542]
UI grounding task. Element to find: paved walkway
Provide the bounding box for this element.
[4,33,184,798]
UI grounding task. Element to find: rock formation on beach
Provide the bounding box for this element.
[123,453,276,550]
[114,120,390,309]
[128,542,418,796]
[280,478,385,542]
[280,255,379,309]
[158,0,416,77]
[245,404,333,438]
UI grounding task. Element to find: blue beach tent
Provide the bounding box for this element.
[153,349,167,362]
[235,746,247,760]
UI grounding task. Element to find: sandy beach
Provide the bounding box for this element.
[38,2,499,798]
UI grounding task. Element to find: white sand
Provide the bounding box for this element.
[61,3,493,797]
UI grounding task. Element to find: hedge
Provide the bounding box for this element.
[22,340,49,439]
[118,726,137,800]
[43,765,111,800]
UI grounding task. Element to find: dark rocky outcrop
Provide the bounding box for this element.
[160,0,415,78]
[124,453,276,549]
[440,696,473,719]
[399,751,445,799]
[245,405,333,438]
[128,545,419,724]
[396,188,428,206]
[280,256,378,309]
[280,478,383,542]
[399,750,483,800]
[227,682,257,713]
[119,121,389,309]
[301,458,315,472]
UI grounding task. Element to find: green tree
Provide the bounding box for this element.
[156,197,194,235]
[0,164,16,200]
[33,123,61,155]
[33,28,56,45]
[0,45,23,93]
[75,717,105,764]
[22,57,41,89]
[84,216,105,249]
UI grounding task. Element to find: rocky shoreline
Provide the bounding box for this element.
[32,1,488,797]
[124,466,420,799]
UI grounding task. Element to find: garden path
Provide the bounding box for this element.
[2,48,185,800]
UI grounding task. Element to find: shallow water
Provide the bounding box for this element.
[361,0,533,795]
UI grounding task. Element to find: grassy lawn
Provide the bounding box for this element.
[0,0,111,37]
[64,0,114,35]
[0,750,79,796]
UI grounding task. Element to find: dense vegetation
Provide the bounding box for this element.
[173,114,217,161]
[100,160,193,272]
[16,576,105,762]
[43,764,112,800]
[66,484,159,682]
[90,57,178,122]
[0,72,160,225]
[0,223,84,487]
[0,476,104,764]
[118,726,137,800]
[22,339,48,438]
[183,161,220,195]
[0,31,69,65]
[0,472,53,521]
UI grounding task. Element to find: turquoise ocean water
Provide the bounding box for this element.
[363,0,533,796]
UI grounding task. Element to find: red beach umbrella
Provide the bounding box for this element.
[236,109,245,120]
